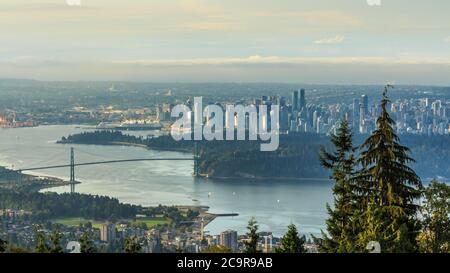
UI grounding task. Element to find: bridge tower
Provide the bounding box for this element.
[16,171,22,185]
[69,147,76,194]
[193,142,200,177]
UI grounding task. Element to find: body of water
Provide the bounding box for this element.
[0,125,333,237]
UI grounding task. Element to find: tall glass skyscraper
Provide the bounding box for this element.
[299,89,306,110]
[292,90,299,111]
[361,94,368,116]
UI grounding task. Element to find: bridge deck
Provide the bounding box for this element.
[18,158,194,172]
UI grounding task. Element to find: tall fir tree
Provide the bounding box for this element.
[244,217,261,253]
[318,119,358,253]
[80,232,97,253]
[276,224,307,253]
[355,85,422,252]
[355,198,413,252]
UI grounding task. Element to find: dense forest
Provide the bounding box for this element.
[59,130,145,146]
[0,190,140,220]
[195,133,332,178]
[59,130,450,180]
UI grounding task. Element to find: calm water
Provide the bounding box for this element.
[0,125,333,236]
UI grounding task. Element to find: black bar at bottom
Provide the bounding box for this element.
[0,253,444,272]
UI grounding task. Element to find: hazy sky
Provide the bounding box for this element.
[0,0,449,84]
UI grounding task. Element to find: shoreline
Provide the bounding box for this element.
[208,175,332,181]
[57,140,192,153]
[0,168,75,192]
[55,128,449,182]
[0,171,232,231]
[57,141,150,150]
[57,140,332,182]
[175,205,239,229]
[0,165,235,230]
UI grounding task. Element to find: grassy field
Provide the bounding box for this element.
[132,218,170,229]
[51,217,105,229]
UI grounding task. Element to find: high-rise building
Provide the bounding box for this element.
[280,106,289,131]
[299,89,306,110]
[312,110,319,129]
[352,98,360,130]
[290,118,298,132]
[292,90,299,112]
[359,104,366,134]
[316,116,322,134]
[219,230,238,251]
[100,223,116,242]
[432,100,442,116]
[361,95,368,116]
[279,96,287,107]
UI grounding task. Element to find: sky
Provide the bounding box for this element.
[0,0,449,84]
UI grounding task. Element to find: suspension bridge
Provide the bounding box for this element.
[4,143,202,194]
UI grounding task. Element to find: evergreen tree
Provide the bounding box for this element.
[355,85,423,252]
[244,217,261,253]
[35,232,51,253]
[355,198,414,252]
[124,236,142,253]
[355,199,384,250]
[80,232,97,253]
[318,119,358,252]
[276,224,307,253]
[418,180,450,253]
[49,232,64,253]
[0,238,7,253]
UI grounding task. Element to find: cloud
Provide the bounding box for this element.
[5,54,450,68]
[445,36,450,43]
[314,35,345,45]
[115,55,450,66]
